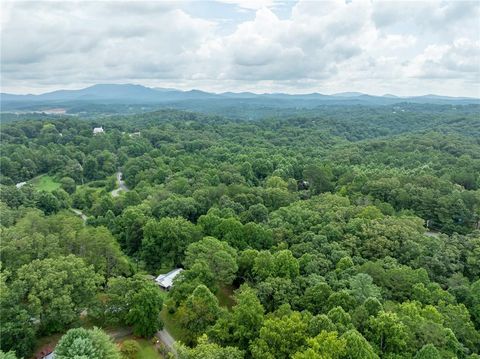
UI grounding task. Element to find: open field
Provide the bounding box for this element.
[31,175,61,192]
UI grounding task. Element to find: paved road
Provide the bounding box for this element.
[111,171,129,197]
[156,328,176,355]
[71,208,87,222]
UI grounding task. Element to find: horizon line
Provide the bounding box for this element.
[2,83,479,99]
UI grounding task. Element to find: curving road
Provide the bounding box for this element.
[111,171,129,197]
[71,208,87,222]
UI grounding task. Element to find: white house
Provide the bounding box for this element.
[16,181,27,188]
[155,268,183,290]
[93,127,104,135]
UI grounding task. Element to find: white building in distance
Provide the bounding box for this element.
[93,127,104,135]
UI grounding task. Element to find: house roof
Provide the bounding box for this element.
[155,268,183,288]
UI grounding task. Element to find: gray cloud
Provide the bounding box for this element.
[1,0,479,96]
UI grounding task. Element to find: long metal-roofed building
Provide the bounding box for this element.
[155,268,183,290]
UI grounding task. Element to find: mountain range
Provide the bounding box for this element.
[1,84,478,116]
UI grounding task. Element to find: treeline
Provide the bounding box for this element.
[1,108,479,233]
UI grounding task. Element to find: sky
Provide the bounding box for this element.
[1,0,480,96]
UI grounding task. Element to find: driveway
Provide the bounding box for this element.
[111,171,129,197]
[71,208,87,222]
[156,328,176,355]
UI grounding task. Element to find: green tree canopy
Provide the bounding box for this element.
[54,327,120,359]
[184,236,238,285]
[179,284,220,344]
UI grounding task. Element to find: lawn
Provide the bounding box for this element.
[118,336,163,359]
[118,337,163,359]
[137,339,163,359]
[160,308,189,343]
[31,175,61,192]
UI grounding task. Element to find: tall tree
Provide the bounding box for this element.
[176,334,244,359]
[341,330,378,359]
[179,285,220,345]
[184,236,238,286]
[293,331,346,359]
[0,269,37,358]
[273,250,300,280]
[126,286,164,337]
[303,164,334,194]
[101,275,163,337]
[365,311,408,355]
[54,327,120,359]
[12,255,100,334]
[414,344,441,359]
[349,274,382,303]
[251,311,308,359]
[142,216,201,270]
[230,286,265,350]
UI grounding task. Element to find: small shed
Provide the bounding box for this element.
[155,268,183,290]
[93,127,104,135]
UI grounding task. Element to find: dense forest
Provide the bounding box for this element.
[0,104,479,358]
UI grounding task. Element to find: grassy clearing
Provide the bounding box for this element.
[136,339,163,359]
[31,175,61,192]
[160,308,189,343]
[118,337,162,359]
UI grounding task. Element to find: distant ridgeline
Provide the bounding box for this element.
[1,83,479,119]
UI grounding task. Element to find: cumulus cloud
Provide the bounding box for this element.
[215,0,275,11]
[1,0,479,96]
[372,0,480,34]
[407,38,480,80]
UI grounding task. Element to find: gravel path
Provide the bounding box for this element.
[111,171,129,197]
[156,328,176,355]
[71,208,87,222]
